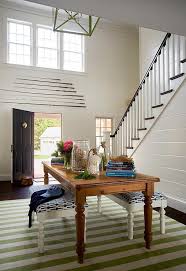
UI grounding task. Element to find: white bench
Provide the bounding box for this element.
[30,185,88,253]
[97,192,167,240]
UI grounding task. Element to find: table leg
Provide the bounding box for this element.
[75,191,86,264]
[44,166,49,185]
[143,183,154,249]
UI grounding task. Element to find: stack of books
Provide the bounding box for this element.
[51,157,64,166]
[106,156,136,177]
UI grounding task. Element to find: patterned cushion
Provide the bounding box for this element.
[36,191,88,213]
[114,192,167,204]
[36,197,76,213]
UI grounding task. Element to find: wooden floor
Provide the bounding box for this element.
[0,181,185,225]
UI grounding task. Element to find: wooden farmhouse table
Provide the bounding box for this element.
[43,162,160,264]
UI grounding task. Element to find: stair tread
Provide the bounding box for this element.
[126,146,134,149]
[145,116,155,120]
[180,59,186,64]
[152,104,164,108]
[131,138,140,140]
[138,128,147,131]
[170,73,184,80]
[161,89,174,95]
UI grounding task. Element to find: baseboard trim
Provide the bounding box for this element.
[166,195,186,213]
[0,175,11,181]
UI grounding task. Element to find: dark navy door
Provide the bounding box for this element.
[13,108,34,182]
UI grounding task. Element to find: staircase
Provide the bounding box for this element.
[111,33,186,157]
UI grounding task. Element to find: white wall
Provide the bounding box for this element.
[0,1,139,180]
[139,27,165,80]
[133,79,186,213]
[134,27,186,212]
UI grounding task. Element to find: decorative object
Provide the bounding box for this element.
[75,169,95,180]
[53,9,100,36]
[98,141,108,171]
[52,140,73,169]
[87,148,101,175]
[72,140,90,172]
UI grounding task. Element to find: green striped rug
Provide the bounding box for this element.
[0,196,186,271]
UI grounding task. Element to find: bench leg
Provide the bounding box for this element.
[38,222,44,253]
[97,195,101,213]
[127,211,134,240]
[160,207,166,234]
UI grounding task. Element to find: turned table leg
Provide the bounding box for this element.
[44,166,49,185]
[75,191,86,264]
[143,183,154,249]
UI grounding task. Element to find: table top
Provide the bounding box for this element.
[43,162,160,189]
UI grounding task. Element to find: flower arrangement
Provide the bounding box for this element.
[52,140,73,169]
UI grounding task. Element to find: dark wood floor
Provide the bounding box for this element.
[0,181,185,225]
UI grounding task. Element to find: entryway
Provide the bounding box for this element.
[34,113,62,179]
[12,109,62,182]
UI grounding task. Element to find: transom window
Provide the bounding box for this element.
[63,33,84,72]
[96,118,112,148]
[6,19,85,73]
[7,19,32,65]
[37,26,59,69]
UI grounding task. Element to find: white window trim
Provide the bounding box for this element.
[62,32,85,73]
[95,117,113,147]
[36,24,60,69]
[7,18,33,66]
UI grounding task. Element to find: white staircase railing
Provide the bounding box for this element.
[111,33,186,156]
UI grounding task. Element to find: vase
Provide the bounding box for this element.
[64,153,72,170]
[72,140,90,172]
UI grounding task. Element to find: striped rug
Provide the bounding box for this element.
[0,196,186,271]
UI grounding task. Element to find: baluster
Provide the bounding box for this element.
[156,55,161,103]
[128,111,131,148]
[149,71,153,117]
[124,119,127,155]
[121,122,124,155]
[152,62,156,106]
[131,103,134,140]
[133,100,136,139]
[129,107,132,147]
[111,136,114,156]
[174,35,181,75]
[160,48,165,93]
[142,83,146,128]
[135,94,140,138]
[119,125,122,155]
[145,76,149,118]
[118,129,121,155]
[164,38,170,92]
[126,113,129,148]
[169,34,175,78]
[180,36,186,72]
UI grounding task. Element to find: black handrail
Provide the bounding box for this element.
[111,32,171,137]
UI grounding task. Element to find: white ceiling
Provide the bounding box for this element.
[25,0,186,36]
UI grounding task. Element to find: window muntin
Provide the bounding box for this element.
[96,117,112,148]
[63,33,84,72]
[7,19,32,65]
[37,26,59,69]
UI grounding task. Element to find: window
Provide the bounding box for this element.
[63,33,84,72]
[96,118,112,148]
[6,19,85,72]
[37,26,59,69]
[7,19,32,65]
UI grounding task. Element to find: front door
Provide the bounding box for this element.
[13,108,34,182]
